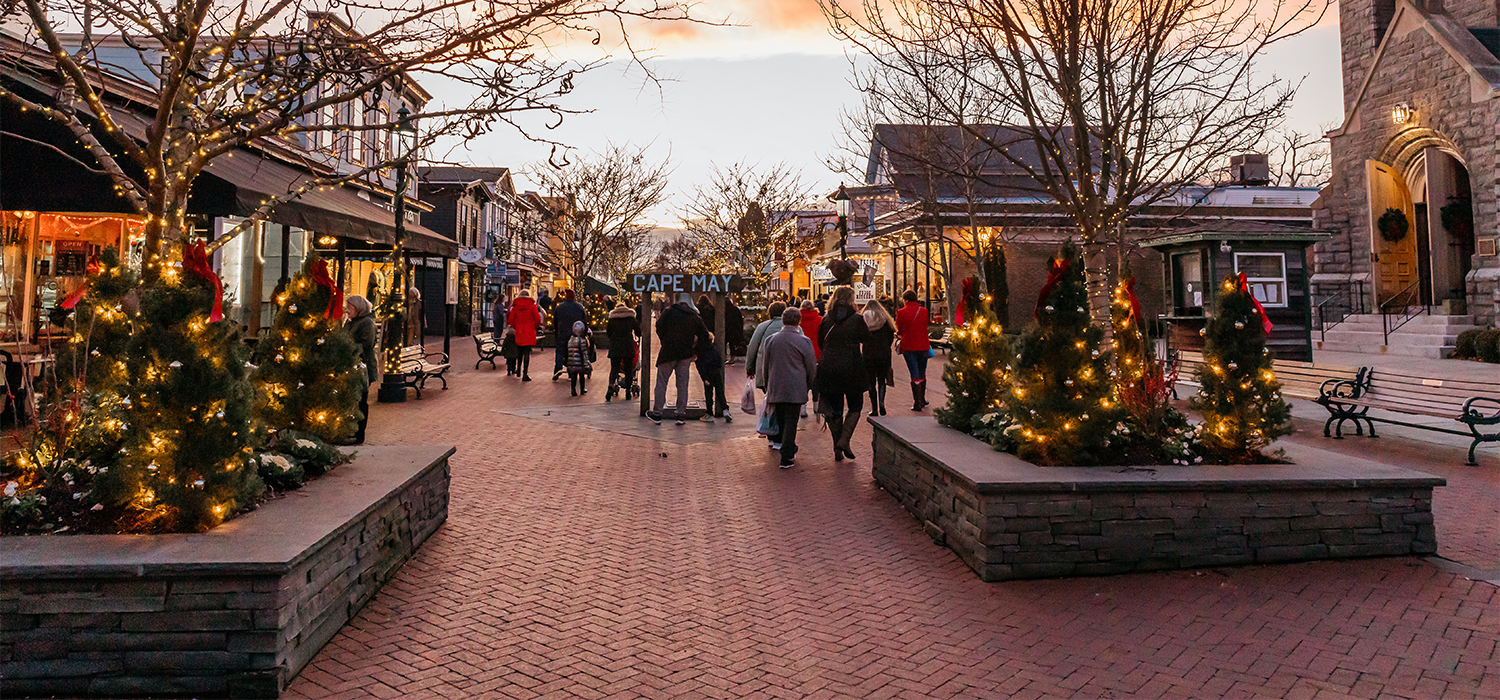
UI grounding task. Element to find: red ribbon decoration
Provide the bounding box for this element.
[1123,276,1142,323]
[60,257,102,310]
[956,277,973,326]
[182,241,224,323]
[1034,257,1071,319]
[309,259,344,319]
[1237,272,1274,335]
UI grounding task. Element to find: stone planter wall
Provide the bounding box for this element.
[0,446,453,698]
[870,418,1443,582]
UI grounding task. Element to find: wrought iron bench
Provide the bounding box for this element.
[929,327,954,354]
[396,346,450,398]
[1318,367,1500,466]
[472,332,501,370]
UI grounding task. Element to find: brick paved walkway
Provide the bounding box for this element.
[285,342,1499,699]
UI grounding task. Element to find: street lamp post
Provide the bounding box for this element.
[377,106,418,403]
[833,184,851,261]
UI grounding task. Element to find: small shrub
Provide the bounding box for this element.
[1478,330,1500,363]
[1454,329,1482,359]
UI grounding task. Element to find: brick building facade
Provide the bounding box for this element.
[1316,0,1500,327]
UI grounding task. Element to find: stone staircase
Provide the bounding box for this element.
[1314,312,1480,358]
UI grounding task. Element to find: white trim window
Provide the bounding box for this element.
[1234,252,1288,308]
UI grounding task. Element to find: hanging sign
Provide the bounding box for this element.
[445,260,459,304]
[626,272,744,294]
[853,283,876,304]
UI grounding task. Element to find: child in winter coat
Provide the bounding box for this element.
[565,320,595,396]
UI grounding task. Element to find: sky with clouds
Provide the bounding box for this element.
[434,0,1344,230]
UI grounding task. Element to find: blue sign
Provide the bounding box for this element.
[504,269,521,284]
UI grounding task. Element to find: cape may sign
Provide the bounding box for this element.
[626,273,744,294]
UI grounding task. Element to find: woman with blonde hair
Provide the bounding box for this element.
[861,299,897,416]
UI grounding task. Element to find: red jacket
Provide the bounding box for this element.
[508,297,544,346]
[896,302,931,352]
[799,309,823,360]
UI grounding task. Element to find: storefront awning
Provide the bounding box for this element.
[200,150,457,258]
[583,275,618,297]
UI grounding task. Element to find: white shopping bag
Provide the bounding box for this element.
[740,377,757,415]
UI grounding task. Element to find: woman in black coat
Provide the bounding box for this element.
[604,301,639,401]
[861,299,897,416]
[816,286,871,461]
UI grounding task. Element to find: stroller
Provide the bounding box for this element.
[605,340,640,402]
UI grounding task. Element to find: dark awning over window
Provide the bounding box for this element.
[200,152,457,257]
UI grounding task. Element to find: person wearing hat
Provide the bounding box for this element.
[648,292,710,425]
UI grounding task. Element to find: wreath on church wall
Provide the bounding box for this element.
[1377,207,1409,243]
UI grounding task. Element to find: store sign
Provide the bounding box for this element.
[853,283,876,304]
[458,248,485,265]
[809,265,832,281]
[626,272,744,294]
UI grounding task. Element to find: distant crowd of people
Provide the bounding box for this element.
[454,284,934,469]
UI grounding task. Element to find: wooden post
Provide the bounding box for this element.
[639,291,653,417]
[713,292,726,361]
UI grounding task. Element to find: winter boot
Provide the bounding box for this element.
[827,415,845,461]
[911,381,923,411]
[838,411,860,459]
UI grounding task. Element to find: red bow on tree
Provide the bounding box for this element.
[1034,257,1071,319]
[60,257,102,310]
[182,241,224,323]
[1237,272,1273,335]
[956,277,973,326]
[309,259,344,319]
[1123,276,1142,323]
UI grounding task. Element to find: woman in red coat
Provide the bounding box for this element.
[508,290,544,381]
[895,289,931,411]
[798,299,824,360]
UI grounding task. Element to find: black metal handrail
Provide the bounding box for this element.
[1380,280,1429,345]
[1312,279,1367,342]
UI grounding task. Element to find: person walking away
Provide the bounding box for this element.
[762,307,817,468]
[746,301,787,442]
[696,294,716,335]
[537,288,553,314]
[491,293,507,337]
[344,295,378,445]
[862,299,897,416]
[551,289,586,381]
[799,299,823,361]
[565,321,594,396]
[649,292,709,425]
[508,290,543,381]
[500,325,520,375]
[724,296,745,365]
[695,326,729,422]
[816,287,871,461]
[405,286,424,346]
[604,301,639,401]
[896,289,932,410]
[745,301,787,392]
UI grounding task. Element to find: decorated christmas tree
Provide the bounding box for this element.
[1005,243,1119,465]
[253,255,365,444]
[76,241,261,532]
[1189,274,1293,462]
[937,277,1011,433]
[1110,275,1196,464]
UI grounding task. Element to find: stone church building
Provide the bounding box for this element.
[1315,0,1500,353]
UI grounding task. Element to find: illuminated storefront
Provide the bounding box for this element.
[0,211,144,346]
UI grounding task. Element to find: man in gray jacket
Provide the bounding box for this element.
[761,307,817,468]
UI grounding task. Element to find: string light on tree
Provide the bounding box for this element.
[1190,273,1292,462]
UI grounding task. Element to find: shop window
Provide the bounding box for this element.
[1234,252,1288,308]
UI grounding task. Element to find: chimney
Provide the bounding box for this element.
[1229,154,1271,186]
